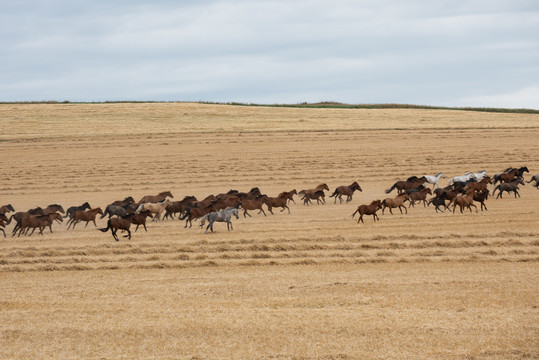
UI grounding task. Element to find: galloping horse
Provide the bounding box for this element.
[300,190,326,205]
[278,189,297,204]
[451,190,478,214]
[382,193,409,215]
[138,191,173,205]
[465,176,492,192]
[329,182,362,204]
[66,208,103,229]
[0,214,8,237]
[464,170,488,181]
[408,188,432,207]
[493,167,528,185]
[17,213,63,236]
[199,207,239,233]
[179,204,216,228]
[493,178,525,199]
[265,194,291,214]
[447,173,475,186]
[385,177,427,194]
[64,202,91,219]
[162,196,198,220]
[423,173,445,188]
[131,210,153,232]
[352,200,383,224]
[473,189,490,211]
[239,195,270,217]
[101,204,131,219]
[135,199,170,221]
[99,214,134,241]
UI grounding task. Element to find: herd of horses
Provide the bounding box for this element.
[0,167,536,240]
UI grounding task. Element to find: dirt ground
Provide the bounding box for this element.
[0,103,538,359]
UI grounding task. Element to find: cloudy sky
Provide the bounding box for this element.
[1,0,539,108]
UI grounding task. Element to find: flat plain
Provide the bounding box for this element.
[0,103,538,359]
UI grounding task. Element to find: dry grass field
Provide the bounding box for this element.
[0,103,538,359]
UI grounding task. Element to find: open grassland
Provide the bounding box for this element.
[0,103,538,359]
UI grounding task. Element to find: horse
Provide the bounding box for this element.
[64,202,91,219]
[329,182,362,204]
[408,188,432,207]
[464,170,488,181]
[66,208,103,230]
[492,167,528,185]
[428,195,449,213]
[451,190,478,214]
[101,204,131,219]
[135,199,170,221]
[199,207,239,233]
[382,193,409,215]
[236,187,262,201]
[278,189,297,204]
[179,204,216,228]
[465,176,492,192]
[527,174,539,189]
[110,196,135,207]
[299,183,329,198]
[265,194,291,214]
[16,213,63,236]
[99,214,134,241]
[162,196,198,220]
[493,178,525,199]
[385,177,427,194]
[42,204,65,215]
[211,196,242,211]
[447,173,475,186]
[423,172,445,189]
[351,200,383,224]
[0,214,7,237]
[131,210,153,232]
[473,189,490,211]
[0,204,15,215]
[138,191,173,205]
[300,189,326,206]
[239,195,270,217]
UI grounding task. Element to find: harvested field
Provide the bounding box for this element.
[0,103,538,359]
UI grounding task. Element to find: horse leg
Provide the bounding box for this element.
[124,229,131,239]
[111,228,119,241]
[0,228,5,238]
[357,214,364,224]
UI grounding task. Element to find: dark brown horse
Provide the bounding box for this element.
[382,193,409,215]
[493,167,528,185]
[465,176,492,192]
[99,214,134,241]
[352,200,383,224]
[66,208,103,229]
[138,191,173,205]
[473,189,490,211]
[64,202,91,219]
[300,189,326,206]
[42,204,65,215]
[162,196,198,220]
[385,177,427,194]
[131,210,153,232]
[239,195,270,217]
[329,182,362,204]
[0,204,15,215]
[179,204,216,228]
[110,196,135,207]
[0,214,7,237]
[298,183,329,198]
[211,195,242,211]
[17,213,63,236]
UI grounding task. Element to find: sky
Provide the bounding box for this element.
[1,0,539,109]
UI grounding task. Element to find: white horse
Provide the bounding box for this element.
[423,172,445,188]
[447,173,475,186]
[464,170,488,181]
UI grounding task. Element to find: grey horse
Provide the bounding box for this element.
[199,207,239,233]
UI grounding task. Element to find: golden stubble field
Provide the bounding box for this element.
[0,103,538,359]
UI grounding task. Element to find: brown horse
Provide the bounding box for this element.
[66,208,103,229]
[352,200,383,224]
[452,189,478,213]
[179,204,216,228]
[299,183,329,198]
[162,196,198,220]
[138,191,173,205]
[42,204,65,215]
[17,213,63,236]
[493,168,519,185]
[382,193,409,215]
[300,189,326,206]
[265,194,291,214]
[239,195,270,217]
[408,188,432,208]
[385,177,427,194]
[110,196,135,207]
[278,189,297,204]
[0,214,7,237]
[465,176,492,192]
[0,204,15,215]
[99,214,134,241]
[211,195,242,211]
[131,210,153,232]
[473,189,490,211]
[329,182,362,204]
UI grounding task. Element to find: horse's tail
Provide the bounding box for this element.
[100,207,109,219]
[527,175,536,183]
[385,183,397,194]
[199,214,209,228]
[492,185,500,196]
[351,208,359,218]
[329,189,338,198]
[99,220,111,233]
